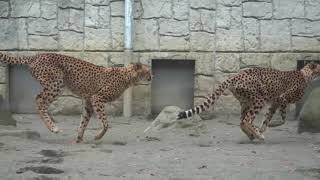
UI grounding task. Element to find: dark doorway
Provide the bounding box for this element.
[151,60,195,115]
[9,65,41,113]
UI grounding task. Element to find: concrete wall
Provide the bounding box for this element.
[0,0,320,116]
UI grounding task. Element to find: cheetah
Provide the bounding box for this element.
[177,63,320,141]
[0,52,152,143]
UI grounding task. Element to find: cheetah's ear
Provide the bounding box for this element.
[132,63,142,71]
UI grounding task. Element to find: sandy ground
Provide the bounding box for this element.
[0,114,319,180]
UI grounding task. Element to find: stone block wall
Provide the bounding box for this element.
[0,0,319,116]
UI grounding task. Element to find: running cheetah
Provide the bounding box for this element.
[178,63,320,141]
[0,52,152,143]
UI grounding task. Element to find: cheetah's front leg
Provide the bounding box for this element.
[268,104,286,127]
[265,84,300,129]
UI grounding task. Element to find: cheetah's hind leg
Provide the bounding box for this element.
[91,95,109,141]
[241,120,265,141]
[239,103,255,140]
[76,99,94,143]
[259,103,278,133]
[240,99,265,141]
[35,80,64,133]
[32,66,64,133]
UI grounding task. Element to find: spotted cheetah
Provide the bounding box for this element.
[177,63,320,141]
[0,52,152,143]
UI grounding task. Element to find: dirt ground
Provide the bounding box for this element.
[0,113,319,180]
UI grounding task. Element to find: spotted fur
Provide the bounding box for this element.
[178,63,320,141]
[0,52,152,143]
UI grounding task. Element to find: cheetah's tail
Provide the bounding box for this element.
[0,52,34,65]
[177,77,235,120]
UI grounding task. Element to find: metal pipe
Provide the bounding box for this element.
[124,0,133,50]
[123,0,133,117]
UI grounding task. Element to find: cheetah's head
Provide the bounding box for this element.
[130,63,152,82]
[302,62,320,81]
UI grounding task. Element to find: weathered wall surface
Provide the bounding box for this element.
[0,0,320,116]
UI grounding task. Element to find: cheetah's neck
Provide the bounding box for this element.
[301,68,313,83]
[123,67,140,86]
